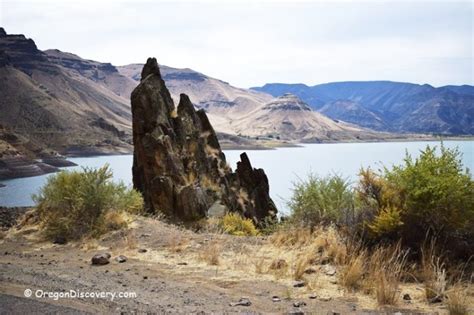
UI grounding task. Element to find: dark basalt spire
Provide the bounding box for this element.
[131,58,277,224]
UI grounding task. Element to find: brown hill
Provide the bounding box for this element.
[223,93,387,141]
[0,28,133,158]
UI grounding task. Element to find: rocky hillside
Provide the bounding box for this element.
[118,65,394,142]
[0,28,134,158]
[118,63,274,136]
[253,81,474,134]
[131,58,277,224]
[223,94,388,141]
[118,64,273,117]
[319,100,388,131]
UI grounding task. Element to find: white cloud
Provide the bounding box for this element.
[0,0,472,87]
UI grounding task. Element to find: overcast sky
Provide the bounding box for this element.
[0,0,472,88]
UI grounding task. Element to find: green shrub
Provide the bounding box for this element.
[34,165,143,242]
[288,173,354,228]
[220,212,259,236]
[358,145,474,255]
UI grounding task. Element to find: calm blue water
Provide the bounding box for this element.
[1,141,472,213]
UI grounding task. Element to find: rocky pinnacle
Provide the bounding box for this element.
[131,58,277,224]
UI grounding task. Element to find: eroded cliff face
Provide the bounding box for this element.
[131,58,277,224]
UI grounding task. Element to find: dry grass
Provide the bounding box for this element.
[293,256,309,280]
[81,238,100,251]
[164,230,189,253]
[122,230,138,250]
[236,188,249,209]
[199,240,222,266]
[366,243,409,305]
[325,237,348,265]
[424,257,447,302]
[269,258,288,270]
[200,218,224,234]
[200,175,220,192]
[268,258,289,279]
[340,249,367,291]
[270,227,312,248]
[103,211,128,231]
[446,284,471,315]
[254,257,266,274]
[419,239,449,302]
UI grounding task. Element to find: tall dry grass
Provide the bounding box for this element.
[293,256,310,281]
[164,229,189,253]
[446,283,471,315]
[340,249,367,291]
[199,240,222,266]
[366,243,409,305]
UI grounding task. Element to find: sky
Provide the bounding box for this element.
[0,0,472,88]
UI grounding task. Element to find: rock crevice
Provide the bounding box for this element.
[131,58,277,224]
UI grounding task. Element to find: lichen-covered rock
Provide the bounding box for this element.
[131,57,277,224]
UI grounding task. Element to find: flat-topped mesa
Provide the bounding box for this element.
[131,57,277,224]
[262,93,313,112]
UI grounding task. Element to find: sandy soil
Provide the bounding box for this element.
[0,215,452,314]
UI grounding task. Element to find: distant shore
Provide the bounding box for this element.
[1,135,472,182]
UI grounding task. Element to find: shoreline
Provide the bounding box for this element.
[1,136,472,183]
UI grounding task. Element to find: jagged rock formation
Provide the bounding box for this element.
[131,58,277,224]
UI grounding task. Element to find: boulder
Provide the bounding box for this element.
[131,58,277,225]
[91,253,110,265]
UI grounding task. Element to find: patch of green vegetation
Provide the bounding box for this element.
[288,144,474,258]
[358,145,473,248]
[34,165,143,242]
[220,212,259,236]
[288,173,353,228]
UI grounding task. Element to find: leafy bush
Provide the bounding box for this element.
[358,145,474,255]
[288,173,355,228]
[220,212,259,236]
[34,165,143,242]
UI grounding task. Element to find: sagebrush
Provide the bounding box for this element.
[34,165,143,241]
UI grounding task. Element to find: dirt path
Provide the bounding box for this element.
[0,216,441,314]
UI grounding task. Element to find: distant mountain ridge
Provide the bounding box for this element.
[0,27,454,173]
[2,27,388,169]
[118,65,383,141]
[252,81,474,134]
[224,93,386,141]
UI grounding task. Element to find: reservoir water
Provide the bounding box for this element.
[1,140,472,213]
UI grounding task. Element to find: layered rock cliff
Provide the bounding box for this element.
[131,58,277,224]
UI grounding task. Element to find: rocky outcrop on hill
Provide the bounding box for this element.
[131,58,277,224]
[261,93,312,112]
[227,93,386,141]
[0,28,57,75]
